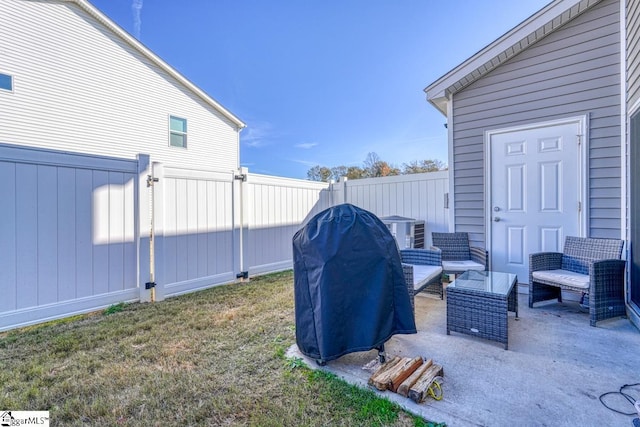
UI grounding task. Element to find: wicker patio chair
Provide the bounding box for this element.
[529,236,626,326]
[431,232,487,275]
[400,248,443,312]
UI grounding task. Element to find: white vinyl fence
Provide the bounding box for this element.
[151,164,239,299]
[0,142,449,331]
[332,171,449,247]
[245,173,332,275]
[243,171,449,274]
[0,144,145,330]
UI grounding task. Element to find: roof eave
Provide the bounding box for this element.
[427,91,448,116]
[424,0,600,114]
[71,0,246,129]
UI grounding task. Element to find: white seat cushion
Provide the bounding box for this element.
[411,265,443,290]
[442,260,484,272]
[532,269,590,290]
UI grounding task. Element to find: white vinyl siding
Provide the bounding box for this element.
[0,0,239,172]
[628,0,640,108]
[451,0,621,246]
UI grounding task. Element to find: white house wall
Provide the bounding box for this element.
[451,0,621,246]
[627,0,640,108]
[0,0,240,172]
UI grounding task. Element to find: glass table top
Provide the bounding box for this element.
[448,270,517,296]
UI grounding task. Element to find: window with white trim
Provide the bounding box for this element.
[0,73,13,92]
[169,115,187,148]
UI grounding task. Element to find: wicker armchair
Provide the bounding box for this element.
[529,236,626,326]
[400,248,443,312]
[431,232,487,275]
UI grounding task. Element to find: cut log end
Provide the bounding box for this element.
[368,355,444,403]
[408,364,444,403]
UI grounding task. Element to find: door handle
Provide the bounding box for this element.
[494,217,501,222]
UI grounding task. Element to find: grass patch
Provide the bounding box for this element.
[0,270,443,426]
[103,302,126,315]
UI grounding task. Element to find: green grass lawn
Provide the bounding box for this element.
[0,271,444,426]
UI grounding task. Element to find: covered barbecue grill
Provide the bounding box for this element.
[293,203,417,365]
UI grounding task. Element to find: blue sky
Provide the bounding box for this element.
[90,0,551,179]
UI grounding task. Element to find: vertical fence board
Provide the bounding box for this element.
[0,161,17,311]
[16,163,38,309]
[108,171,125,293]
[164,177,178,284]
[175,178,188,282]
[123,174,136,290]
[92,170,110,296]
[37,165,58,305]
[197,180,208,278]
[58,167,77,301]
[75,168,94,299]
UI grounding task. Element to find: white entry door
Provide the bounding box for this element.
[489,119,584,282]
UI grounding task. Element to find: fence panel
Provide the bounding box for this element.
[340,171,449,247]
[153,165,238,298]
[0,144,139,331]
[245,174,331,275]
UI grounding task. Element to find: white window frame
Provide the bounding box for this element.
[169,115,187,149]
[0,72,13,92]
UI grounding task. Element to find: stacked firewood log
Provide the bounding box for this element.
[368,356,443,403]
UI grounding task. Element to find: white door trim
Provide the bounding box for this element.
[485,116,588,270]
[626,101,640,330]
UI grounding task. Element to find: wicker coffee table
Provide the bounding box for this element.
[446,270,518,350]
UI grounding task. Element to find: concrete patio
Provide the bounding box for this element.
[288,291,640,426]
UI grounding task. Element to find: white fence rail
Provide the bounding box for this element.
[0,142,449,331]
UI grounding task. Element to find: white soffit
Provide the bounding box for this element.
[424,0,602,115]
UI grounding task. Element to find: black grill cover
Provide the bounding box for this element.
[293,203,416,363]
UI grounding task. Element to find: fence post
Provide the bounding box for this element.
[233,167,249,280]
[341,176,348,204]
[151,162,165,301]
[137,154,152,303]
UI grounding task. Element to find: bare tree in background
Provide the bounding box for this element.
[307,165,332,182]
[402,159,446,174]
[362,152,400,178]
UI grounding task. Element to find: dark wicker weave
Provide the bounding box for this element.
[432,232,488,274]
[446,271,518,350]
[400,248,443,311]
[528,236,626,326]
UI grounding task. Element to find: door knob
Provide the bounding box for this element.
[494,217,501,222]
[493,206,501,212]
